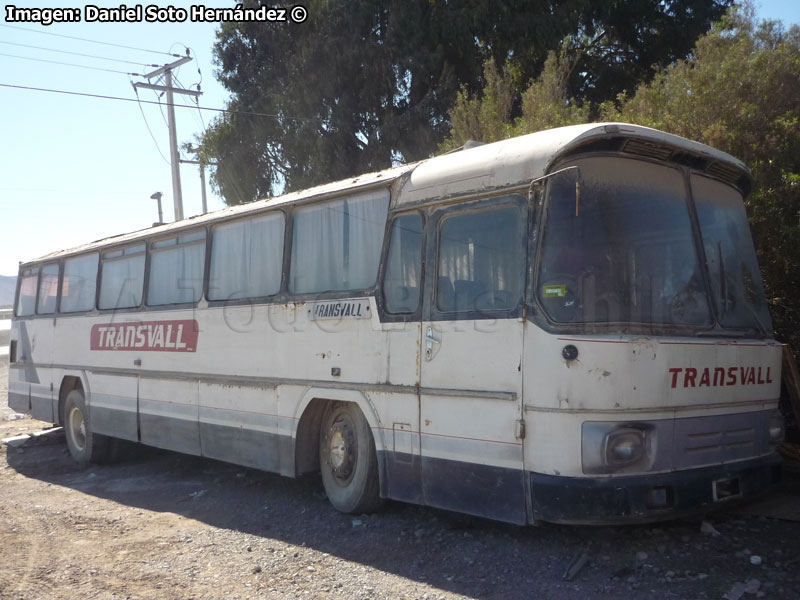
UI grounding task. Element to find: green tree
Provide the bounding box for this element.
[441,46,591,151]
[202,0,729,204]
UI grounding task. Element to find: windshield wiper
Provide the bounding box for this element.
[718,242,729,313]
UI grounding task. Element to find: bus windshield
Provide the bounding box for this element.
[537,156,770,334]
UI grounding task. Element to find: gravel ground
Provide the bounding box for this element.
[2,353,800,600]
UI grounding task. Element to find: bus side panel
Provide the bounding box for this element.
[7,324,29,412]
[369,390,422,504]
[88,372,139,442]
[29,366,54,423]
[419,394,527,525]
[198,382,280,472]
[8,323,34,414]
[8,370,30,413]
[13,319,54,421]
[138,378,200,455]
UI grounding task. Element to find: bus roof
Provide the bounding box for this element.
[24,122,749,266]
[395,122,750,206]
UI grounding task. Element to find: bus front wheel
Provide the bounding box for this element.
[319,401,382,514]
[64,389,111,465]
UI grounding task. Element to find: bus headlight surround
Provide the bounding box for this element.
[582,421,655,474]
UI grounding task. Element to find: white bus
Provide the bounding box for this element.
[7,123,784,524]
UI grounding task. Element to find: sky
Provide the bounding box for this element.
[1,1,799,277]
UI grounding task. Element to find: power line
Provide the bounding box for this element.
[0,23,181,58]
[0,51,139,75]
[131,80,171,166]
[145,73,171,128]
[173,72,206,132]
[180,45,204,90]
[173,72,199,94]
[0,40,159,67]
[0,82,314,121]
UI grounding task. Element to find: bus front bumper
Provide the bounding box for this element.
[529,454,782,525]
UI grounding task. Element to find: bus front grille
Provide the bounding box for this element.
[673,411,769,470]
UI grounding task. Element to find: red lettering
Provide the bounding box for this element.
[668,364,776,388]
[669,367,682,388]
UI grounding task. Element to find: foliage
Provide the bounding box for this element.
[441,47,592,151]
[444,61,515,151]
[202,0,729,203]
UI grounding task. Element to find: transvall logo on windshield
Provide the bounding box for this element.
[90,320,199,352]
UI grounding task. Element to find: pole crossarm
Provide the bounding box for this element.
[132,82,201,97]
[143,55,192,79]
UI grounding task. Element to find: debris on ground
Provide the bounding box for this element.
[562,551,589,581]
[700,520,721,537]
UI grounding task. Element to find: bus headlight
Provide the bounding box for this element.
[604,428,646,466]
[582,422,655,474]
[768,413,785,444]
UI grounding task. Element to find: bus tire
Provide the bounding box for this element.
[319,401,382,514]
[64,389,111,465]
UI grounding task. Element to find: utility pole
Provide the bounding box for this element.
[181,146,218,215]
[132,52,201,222]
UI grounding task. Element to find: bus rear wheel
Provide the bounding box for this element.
[64,389,111,465]
[319,401,382,514]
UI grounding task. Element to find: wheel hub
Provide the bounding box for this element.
[328,417,356,481]
[69,406,87,452]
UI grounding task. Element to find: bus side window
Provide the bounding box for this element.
[36,263,59,315]
[382,213,423,314]
[15,267,39,316]
[436,204,523,313]
[290,189,390,294]
[147,230,206,306]
[61,253,99,313]
[99,244,146,310]
[208,213,284,301]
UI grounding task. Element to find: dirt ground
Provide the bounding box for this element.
[2,355,800,600]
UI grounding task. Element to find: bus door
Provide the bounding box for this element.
[418,197,528,524]
[30,263,59,422]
